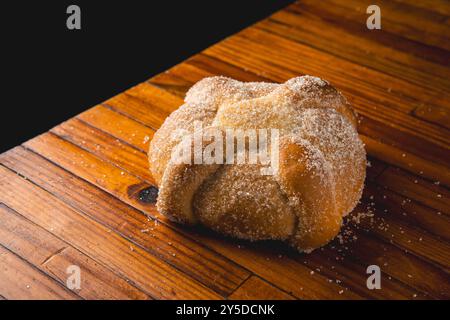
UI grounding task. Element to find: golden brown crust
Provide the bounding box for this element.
[276,137,341,252]
[149,75,366,252]
[156,127,225,224]
[194,163,297,241]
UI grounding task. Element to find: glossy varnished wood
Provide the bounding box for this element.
[0,0,449,299]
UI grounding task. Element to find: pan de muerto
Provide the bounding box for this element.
[149,76,366,252]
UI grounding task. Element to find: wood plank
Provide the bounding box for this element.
[149,53,273,98]
[0,203,66,266]
[0,204,150,300]
[53,118,154,184]
[289,1,450,58]
[358,116,449,169]
[263,10,450,95]
[0,164,221,299]
[43,247,151,300]
[306,224,449,299]
[306,0,450,50]
[304,245,427,300]
[364,184,450,242]
[200,238,366,300]
[356,191,450,272]
[229,276,295,300]
[413,104,450,130]
[0,147,249,297]
[186,54,273,83]
[187,228,425,299]
[224,29,424,116]
[361,135,450,187]
[392,0,450,16]
[104,82,182,130]
[77,105,154,153]
[0,246,78,300]
[331,231,449,298]
[376,167,450,215]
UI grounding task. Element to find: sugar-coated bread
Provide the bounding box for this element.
[149,76,366,252]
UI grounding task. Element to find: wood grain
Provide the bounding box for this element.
[0,146,248,297]
[0,0,449,299]
[43,247,151,300]
[229,276,295,300]
[0,245,79,300]
[288,0,450,65]
[31,121,442,298]
[264,10,450,92]
[0,204,150,300]
[77,105,154,153]
[49,113,434,298]
[0,165,221,299]
[205,29,450,149]
[19,134,363,299]
[294,0,450,52]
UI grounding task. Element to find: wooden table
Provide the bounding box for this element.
[0,0,449,300]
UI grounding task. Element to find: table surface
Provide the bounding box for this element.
[0,0,449,300]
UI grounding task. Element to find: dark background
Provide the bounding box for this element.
[1,1,293,153]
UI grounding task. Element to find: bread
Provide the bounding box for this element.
[149,76,366,252]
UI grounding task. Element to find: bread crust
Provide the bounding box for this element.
[149,75,366,252]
